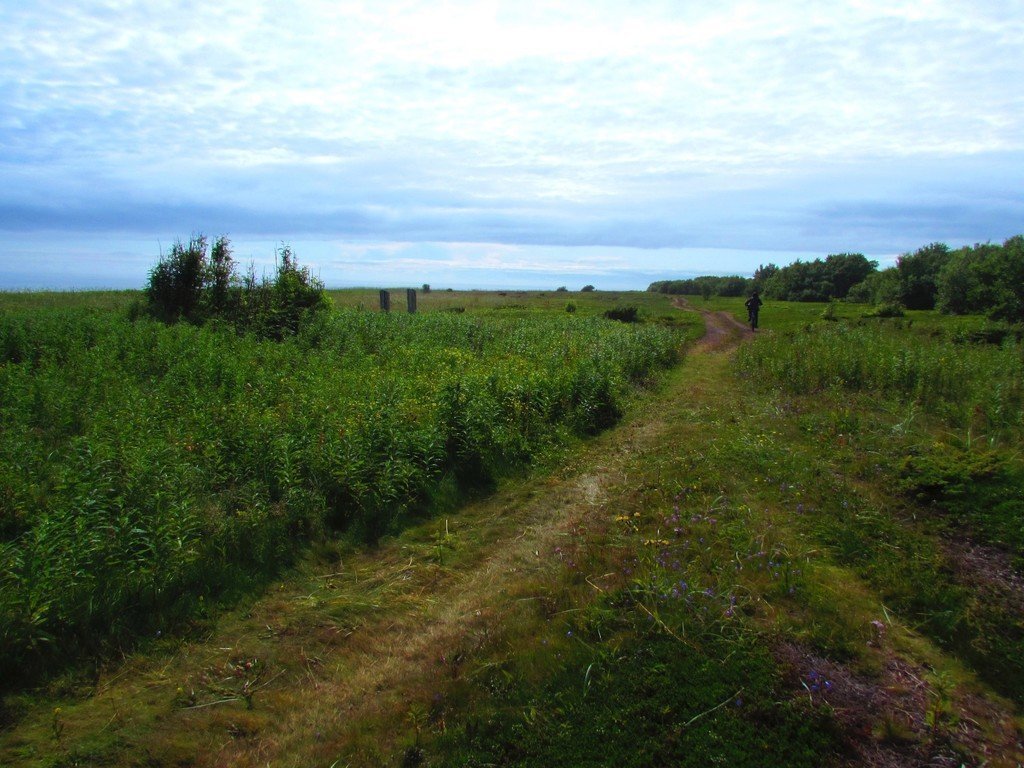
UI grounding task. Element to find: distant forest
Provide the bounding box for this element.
[648,235,1024,322]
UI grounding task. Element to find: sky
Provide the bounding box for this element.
[1,0,1022,290]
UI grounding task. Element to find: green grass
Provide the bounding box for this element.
[729,315,1024,703]
[0,291,689,687]
[1,291,1021,767]
[429,306,1023,765]
[327,287,688,324]
[436,631,836,767]
[694,293,1010,336]
[0,291,140,313]
[736,321,1022,432]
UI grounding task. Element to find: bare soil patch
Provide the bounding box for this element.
[672,296,755,350]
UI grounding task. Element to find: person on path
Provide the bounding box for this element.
[745,291,763,330]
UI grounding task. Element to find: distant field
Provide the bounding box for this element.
[693,293,999,335]
[0,287,683,319]
[325,287,681,318]
[0,290,139,312]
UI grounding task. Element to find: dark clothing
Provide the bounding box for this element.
[744,295,762,329]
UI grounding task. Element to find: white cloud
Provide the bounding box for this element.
[0,0,1022,286]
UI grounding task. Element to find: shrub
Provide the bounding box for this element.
[863,301,904,318]
[145,235,210,323]
[142,236,329,339]
[565,301,577,314]
[604,306,639,323]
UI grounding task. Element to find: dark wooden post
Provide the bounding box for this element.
[406,288,417,314]
[379,290,391,312]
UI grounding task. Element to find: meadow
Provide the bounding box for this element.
[1,289,1022,768]
[0,289,684,685]
[427,297,1023,767]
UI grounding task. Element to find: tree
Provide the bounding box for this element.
[991,235,1024,322]
[847,268,898,304]
[146,234,209,323]
[270,244,330,338]
[897,242,951,309]
[761,254,876,301]
[719,276,749,297]
[207,235,234,314]
[581,285,596,292]
[936,246,995,315]
[823,253,877,298]
[753,263,778,288]
[937,237,1024,321]
[647,276,753,297]
[763,259,831,301]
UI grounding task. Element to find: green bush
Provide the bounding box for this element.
[604,306,640,323]
[937,236,1024,322]
[143,236,329,339]
[899,445,1024,557]
[864,301,904,318]
[145,234,210,322]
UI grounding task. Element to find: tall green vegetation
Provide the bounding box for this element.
[648,275,752,298]
[0,303,680,685]
[143,235,329,338]
[895,242,951,310]
[650,236,1023,321]
[759,253,877,302]
[936,236,1024,322]
[736,322,1022,433]
[799,238,1021,318]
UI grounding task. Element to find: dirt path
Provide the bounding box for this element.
[673,296,754,349]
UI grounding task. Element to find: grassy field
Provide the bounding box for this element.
[0,289,685,686]
[1,289,1021,767]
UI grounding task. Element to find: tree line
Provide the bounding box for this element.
[648,235,1024,322]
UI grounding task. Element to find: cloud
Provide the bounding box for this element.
[0,0,1022,289]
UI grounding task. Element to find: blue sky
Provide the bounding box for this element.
[1,0,1022,290]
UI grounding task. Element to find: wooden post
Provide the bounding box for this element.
[406,288,417,314]
[379,290,391,312]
